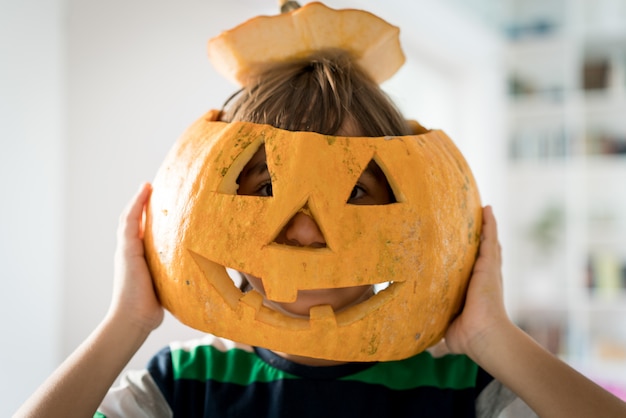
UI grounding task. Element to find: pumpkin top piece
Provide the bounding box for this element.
[207,2,405,86]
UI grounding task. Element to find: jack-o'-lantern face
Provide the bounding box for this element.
[144,110,482,361]
[236,145,394,317]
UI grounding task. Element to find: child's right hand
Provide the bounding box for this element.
[107,183,164,332]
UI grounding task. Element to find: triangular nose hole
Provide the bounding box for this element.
[346,159,398,205]
[272,201,328,248]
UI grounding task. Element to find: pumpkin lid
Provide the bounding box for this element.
[207,2,405,86]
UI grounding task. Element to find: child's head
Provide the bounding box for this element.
[221,50,411,317]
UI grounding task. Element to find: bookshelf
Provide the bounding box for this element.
[500,0,626,394]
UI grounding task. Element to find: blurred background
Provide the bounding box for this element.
[1,0,625,414]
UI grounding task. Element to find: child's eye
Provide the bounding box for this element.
[255,181,273,197]
[348,185,366,202]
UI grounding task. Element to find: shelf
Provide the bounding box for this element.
[584,94,626,120]
[579,153,626,165]
[586,291,626,311]
[506,32,572,55]
[583,23,626,46]
[507,91,626,120]
[507,96,566,119]
[586,232,626,254]
[502,0,626,387]
[580,0,626,46]
[508,128,626,161]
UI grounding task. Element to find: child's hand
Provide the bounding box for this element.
[444,205,510,358]
[443,206,626,417]
[108,183,163,332]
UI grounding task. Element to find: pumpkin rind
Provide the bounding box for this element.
[144,110,482,361]
[207,2,405,86]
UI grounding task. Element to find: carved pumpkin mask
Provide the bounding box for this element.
[144,110,482,361]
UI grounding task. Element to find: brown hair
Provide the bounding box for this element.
[221,49,411,137]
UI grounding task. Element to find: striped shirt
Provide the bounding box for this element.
[96,335,536,417]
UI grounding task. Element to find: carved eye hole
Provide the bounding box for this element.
[229,143,399,207]
[235,144,272,197]
[346,159,397,206]
[216,137,267,196]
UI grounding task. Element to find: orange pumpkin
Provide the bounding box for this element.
[144,109,482,361]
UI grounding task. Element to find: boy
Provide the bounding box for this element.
[16,52,626,418]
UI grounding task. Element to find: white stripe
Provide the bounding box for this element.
[476,379,538,418]
[97,369,172,418]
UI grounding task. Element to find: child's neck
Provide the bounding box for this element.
[273,350,348,367]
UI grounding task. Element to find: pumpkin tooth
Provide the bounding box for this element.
[309,304,337,329]
[238,291,264,321]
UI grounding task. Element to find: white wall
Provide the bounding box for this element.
[2,0,504,414]
[60,0,250,374]
[0,0,65,415]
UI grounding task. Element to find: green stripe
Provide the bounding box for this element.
[172,344,477,391]
[94,411,106,418]
[172,344,298,385]
[341,351,478,391]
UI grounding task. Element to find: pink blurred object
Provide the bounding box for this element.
[599,382,626,401]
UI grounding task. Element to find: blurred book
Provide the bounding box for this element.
[583,60,610,90]
[587,252,626,296]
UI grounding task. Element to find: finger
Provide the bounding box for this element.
[474,205,501,272]
[118,183,152,244]
[481,206,498,249]
[485,206,502,263]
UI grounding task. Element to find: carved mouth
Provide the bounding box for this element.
[247,280,377,319]
[189,249,402,329]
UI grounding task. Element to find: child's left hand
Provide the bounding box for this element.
[442,206,626,417]
[443,205,510,358]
